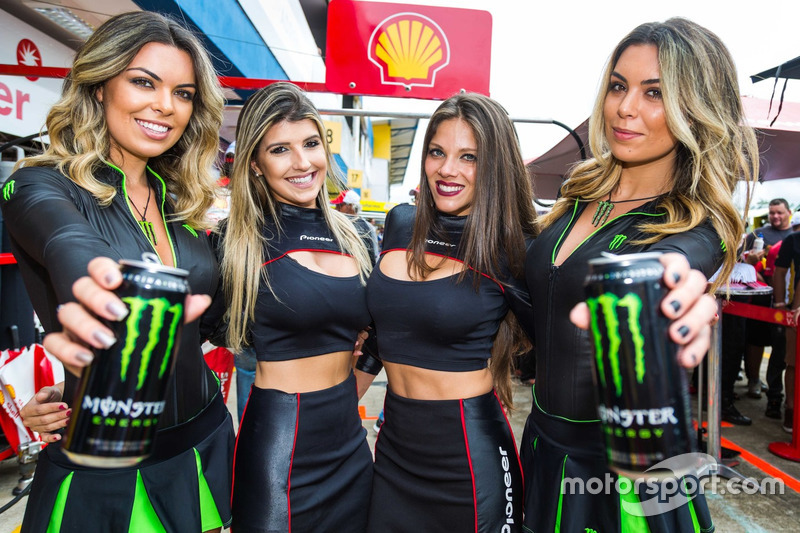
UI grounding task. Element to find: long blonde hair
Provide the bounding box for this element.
[221,82,372,352]
[17,11,224,228]
[542,18,758,290]
[410,93,537,407]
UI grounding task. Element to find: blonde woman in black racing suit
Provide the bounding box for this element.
[521,18,758,533]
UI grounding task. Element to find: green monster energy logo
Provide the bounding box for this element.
[609,234,628,250]
[182,224,198,238]
[119,296,183,390]
[2,180,15,201]
[587,292,646,396]
[720,239,727,253]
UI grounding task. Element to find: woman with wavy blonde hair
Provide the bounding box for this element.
[204,82,374,531]
[2,11,233,532]
[521,17,756,532]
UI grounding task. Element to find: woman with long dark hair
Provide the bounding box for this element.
[356,93,537,532]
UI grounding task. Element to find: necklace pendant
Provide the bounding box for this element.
[592,200,614,227]
[139,220,158,246]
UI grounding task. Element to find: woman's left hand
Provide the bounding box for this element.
[570,253,716,368]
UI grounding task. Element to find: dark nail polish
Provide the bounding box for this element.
[672,272,681,284]
[66,409,72,416]
[678,325,690,338]
[58,404,66,411]
[670,300,681,313]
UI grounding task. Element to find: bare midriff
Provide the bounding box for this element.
[254,351,354,393]
[383,361,493,400]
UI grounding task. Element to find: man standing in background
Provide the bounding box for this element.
[743,199,793,420]
[772,211,800,433]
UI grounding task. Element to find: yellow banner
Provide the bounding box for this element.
[372,124,391,160]
[361,200,396,213]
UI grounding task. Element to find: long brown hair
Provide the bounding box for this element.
[410,93,537,406]
[542,18,758,291]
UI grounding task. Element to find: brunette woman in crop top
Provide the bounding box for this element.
[355,93,537,533]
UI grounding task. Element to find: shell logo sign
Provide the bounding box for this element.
[0,384,15,405]
[368,13,450,90]
[326,0,491,99]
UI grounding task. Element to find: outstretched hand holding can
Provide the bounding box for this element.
[570,252,716,368]
[44,255,213,467]
[571,251,717,477]
[45,256,212,376]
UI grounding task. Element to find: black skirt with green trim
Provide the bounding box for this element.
[520,393,714,533]
[21,390,234,533]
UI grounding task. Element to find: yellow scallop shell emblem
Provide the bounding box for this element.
[369,13,450,88]
[0,384,12,405]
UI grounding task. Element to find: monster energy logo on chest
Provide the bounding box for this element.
[2,180,14,201]
[587,292,646,396]
[120,296,183,389]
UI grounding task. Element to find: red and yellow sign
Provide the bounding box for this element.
[326,0,491,99]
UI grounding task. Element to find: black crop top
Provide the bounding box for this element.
[207,203,371,362]
[362,204,533,373]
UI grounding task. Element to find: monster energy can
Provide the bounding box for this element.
[62,255,189,467]
[585,252,694,478]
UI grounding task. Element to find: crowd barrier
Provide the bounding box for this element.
[722,300,800,462]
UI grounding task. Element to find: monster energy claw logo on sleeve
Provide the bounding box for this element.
[585,252,694,479]
[63,255,189,468]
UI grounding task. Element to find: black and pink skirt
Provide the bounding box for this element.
[367,388,523,533]
[231,372,372,532]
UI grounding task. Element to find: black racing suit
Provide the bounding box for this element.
[1,164,232,532]
[522,197,722,533]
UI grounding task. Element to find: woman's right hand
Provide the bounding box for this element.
[43,257,213,376]
[570,253,716,368]
[20,385,69,443]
